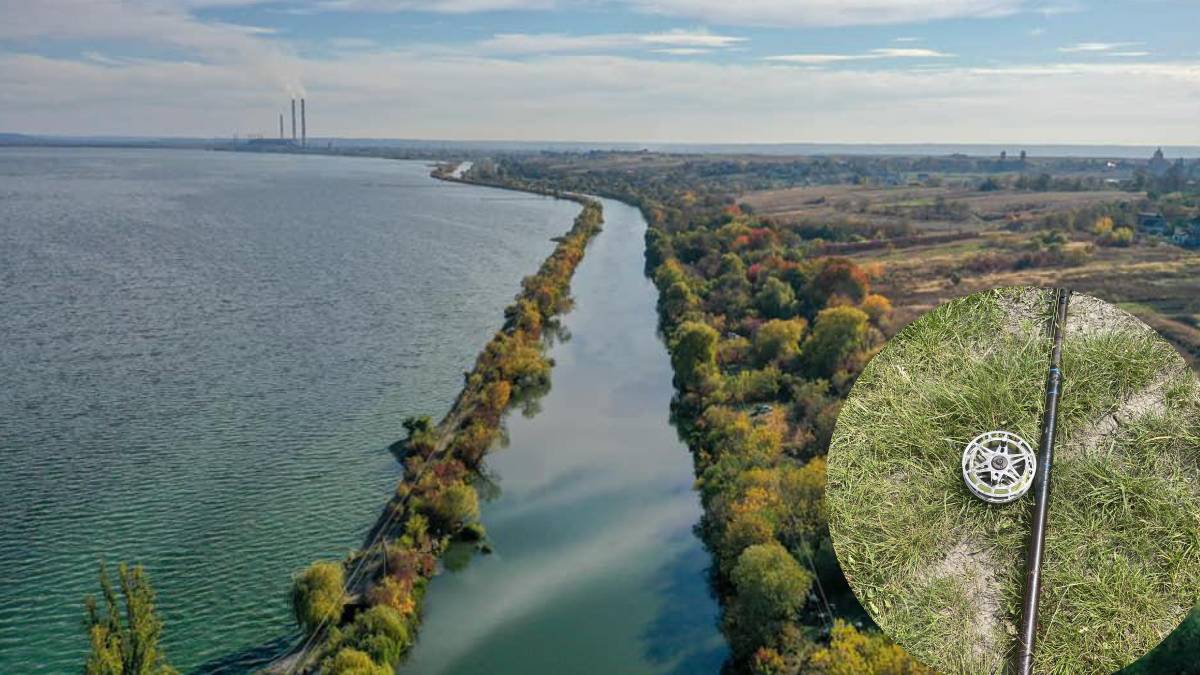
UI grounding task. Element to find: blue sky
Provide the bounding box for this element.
[1,1,1197,143]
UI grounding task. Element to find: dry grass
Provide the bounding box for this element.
[742,185,1138,232]
[827,288,1200,674]
[864,243,1200,364]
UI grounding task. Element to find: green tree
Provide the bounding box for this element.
[730,542,813,651]
[753,318,807,366]
[671,321,719,387]
[802,306,870,379]
[83,562,178,675]
[291,561,346,635]
[755,277,797,319]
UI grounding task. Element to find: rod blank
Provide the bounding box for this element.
[1014,287,1070,675]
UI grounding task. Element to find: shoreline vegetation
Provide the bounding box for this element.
[274,166,603,674]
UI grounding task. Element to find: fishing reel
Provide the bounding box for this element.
[961,430,1036,504]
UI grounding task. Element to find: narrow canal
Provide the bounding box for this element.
[401,197,728,674]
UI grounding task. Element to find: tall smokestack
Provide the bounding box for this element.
[279,113,284,140]
[291,98,296,142]
[301,98,306,147]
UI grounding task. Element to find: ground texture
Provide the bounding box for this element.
[827,287,1200,674]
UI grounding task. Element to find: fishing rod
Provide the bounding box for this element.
[1014,287,1070,675]
[960,288,1070,672]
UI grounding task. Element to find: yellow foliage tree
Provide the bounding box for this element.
[807,621,934,675]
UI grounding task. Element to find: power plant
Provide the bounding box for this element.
[248,97,308,149]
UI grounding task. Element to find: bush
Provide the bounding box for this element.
[291,561,345,635]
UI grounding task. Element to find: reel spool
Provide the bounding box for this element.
[961,430,1036,504]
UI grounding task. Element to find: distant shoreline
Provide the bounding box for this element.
[3,136,1200,160]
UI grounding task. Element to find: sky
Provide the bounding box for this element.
[0,0,1197,144]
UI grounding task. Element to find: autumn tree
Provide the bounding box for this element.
[859,294,893,328]
[808,259,870,306]
[806,621,934,674]
[84,562,178,675]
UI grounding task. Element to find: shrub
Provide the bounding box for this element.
[291,561,345,635]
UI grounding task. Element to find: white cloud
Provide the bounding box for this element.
[0,0,306,94]
[1110,51,1151,58]
[6,47,1199,145]
[313,0,553,11]
[893,36,923,42]
[653,47,712,55]
[478,29,745,53]
[614,0,1030,27]
[766,47,953,64]
[1058,41,1139,53]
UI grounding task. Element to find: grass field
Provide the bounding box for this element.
[743,185,1137,232]
[849,236,1200,364]
[826,288,1200,674]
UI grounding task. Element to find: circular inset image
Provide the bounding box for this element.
[826,287,1200,674]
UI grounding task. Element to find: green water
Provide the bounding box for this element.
[0,148,581,672]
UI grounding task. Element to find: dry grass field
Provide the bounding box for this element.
[743,185,1139,232]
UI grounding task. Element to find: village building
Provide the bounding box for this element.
[1137,212,1169,236]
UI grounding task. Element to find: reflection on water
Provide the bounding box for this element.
[401,199,727,674]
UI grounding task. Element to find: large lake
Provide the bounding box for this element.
[0,148,578,671]
[0,148,725,674]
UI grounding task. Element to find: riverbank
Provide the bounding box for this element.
[272,173,603,673]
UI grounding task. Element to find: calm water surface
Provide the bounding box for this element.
[401,198,727,674]
[0,148,579,672]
